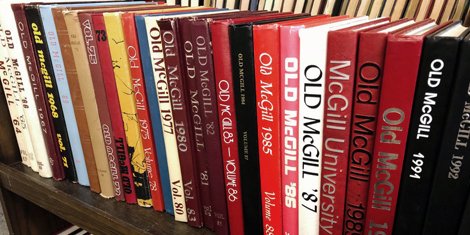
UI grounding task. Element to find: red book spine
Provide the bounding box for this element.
[280,25,302,235]
[158,18,203,225]
[11,4,65,180]
[122,13,165,212]
[364,23,435,235]
[343,30,388,235]
[92,14,137,204]
[191,20,229,235]
[253,23,282,235]
[210,20,245,235]
[320,30,358,235]
[78,13,125,202]
[179,18,213,229]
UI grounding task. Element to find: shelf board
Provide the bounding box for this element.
[0,162,215,235]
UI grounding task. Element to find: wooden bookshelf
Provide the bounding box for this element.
[0,161,216,235]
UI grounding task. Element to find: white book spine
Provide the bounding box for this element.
[0,1,52,177]
[297,26,327,235]
[0,21,34,169]
[144,17,187,222]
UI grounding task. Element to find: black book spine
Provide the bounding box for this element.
[393,26,468,235]
[458,194,470,235]
[229,23,263,234]
[25,6,77,182]
[422,33,470,235]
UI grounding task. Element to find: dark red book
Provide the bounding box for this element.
[344,19,414,235]
[364,19,447,235]
[122,12,166,212]
[11,3,65,180]
[158,18,203,225]
[321,18,390,235]
[92,14,137,204]
[78,12,125,202]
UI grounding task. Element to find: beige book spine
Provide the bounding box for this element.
[63,11,114,198]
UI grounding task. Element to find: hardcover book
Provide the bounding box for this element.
[343,19,414,235]
[364,19,445,235]
[422,27,470,235]
[393,22,469,235]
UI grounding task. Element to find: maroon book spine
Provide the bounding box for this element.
[179,18,214,229]
[191,20,229,235]
[92,14,137,204]
[158,19,203,227]
[78,13,125,201]
[11,3,65,180]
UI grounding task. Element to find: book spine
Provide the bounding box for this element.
[158,19,201,225]
[229,23,263,235]
[298,27,322,235]
[192,20,229,234]
[320,30,357,235]
[78,13,125,201]
[343,31,388,235]
[0,24,34,169]
[144,16,187,221]
[280,25,301,235]
[122,13,165,211]
[179,18,213,229]
[51,8,100,192]
[253,24,283,235]
[103,12,152,204]
[422,35,470,235]
[211,20,244,235]
[63,11,114,196]
[365,36,425,235]
[93,14,137,204]
[0,2,53,178]
[39,6,90,184]
[11,4,64,180]
[26,6,78,181]
[393,35,463,235]
[135,14,174,214]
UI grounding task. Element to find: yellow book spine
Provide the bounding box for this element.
[144,15,188,222]
[104,12,153,207]
[63,11,115,198]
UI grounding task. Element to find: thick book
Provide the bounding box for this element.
[11,3,64,180]
[364,19,445,235]
[77,12,125,201]
[344,19,414,235]
[422,28,470,235]
[51,6,100,192]
[25,5,78,182]
[321,18,390,235]
[253,22,283,235]
[0,0,53,178]
[63,10,115,197]
[158,18,202,225]
[393,22,469,235]
[93,14,137,204]
[179,17,213,228]
[0,29,35,170]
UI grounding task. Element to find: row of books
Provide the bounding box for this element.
[189,0,470,27]
[2,1,470,235]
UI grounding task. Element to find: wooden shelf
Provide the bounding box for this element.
[0,162,215,235]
